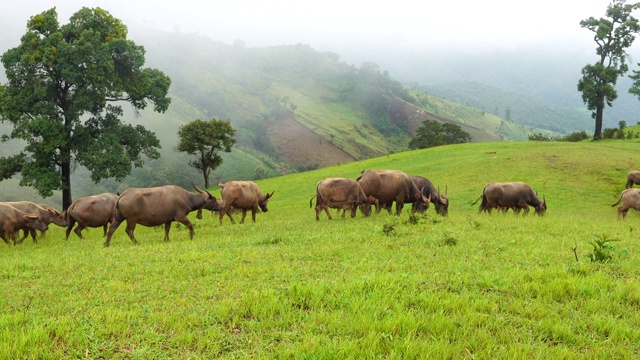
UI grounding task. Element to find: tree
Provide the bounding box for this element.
[408,120,471,150]
[176,118,236,188]
[578,0,640,140]
[0,7,171,209]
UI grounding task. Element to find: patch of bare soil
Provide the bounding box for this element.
[267,114,356,169]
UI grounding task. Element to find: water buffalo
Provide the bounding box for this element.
[474,182,546,215]
[66,193,119,239]
[218,181,274,224]
[104,184,221,246]
[310,177,372,221]
[356,170,430,216]
[612,188,640,219]
[410,176,449,216]
[0,203,48,245]
[1,202,67,243]
[626,171,640,189]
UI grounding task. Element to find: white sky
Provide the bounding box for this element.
[3,0,617,51]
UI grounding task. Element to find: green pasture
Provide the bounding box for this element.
[2,140,640,359]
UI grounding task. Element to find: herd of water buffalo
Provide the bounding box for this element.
[1,169,639,247]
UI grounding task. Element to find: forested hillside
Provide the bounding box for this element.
[0,25,573,206]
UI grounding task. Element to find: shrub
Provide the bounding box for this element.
[528,132,553,141]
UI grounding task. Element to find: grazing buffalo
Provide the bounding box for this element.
[626,171,640,189]
[0,203,48,245]
[410,176,449,216]
[66,193,119,239]
[218,181,274,224]
[356,170,430,216]
[2,202,67,243]
[612,188,640,219]
[104,185,221,246]
[310,178,372,221]
[474,182,546,215]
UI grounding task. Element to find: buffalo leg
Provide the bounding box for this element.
[124,221,139,245]
[176,217,195,239]
[219,207,235,224]
[74,224,87,239]
[65,217,76,239]
[163,222,172,241]
[105,218,125,247]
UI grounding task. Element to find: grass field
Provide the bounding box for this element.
[2,140,640,359]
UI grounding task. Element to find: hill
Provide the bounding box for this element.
[3,139,640,358]
[1,27,558,206]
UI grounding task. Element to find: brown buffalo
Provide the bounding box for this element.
[612,188,640,219]
[0,203,48,245]
[626,171,640,189]
[218,181,273,224]
[356,170,429,216]
[104,185,221,246]
[66,193,119,239]
[310,178,372,221]
[474,182,546,215]
[1,202,67,243]
[410,176,449,216]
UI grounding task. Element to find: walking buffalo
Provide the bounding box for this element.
[612,188,640,219]
[218,181,274,224]
[310,177,372,220]
[104,185,221,246]
[0,203,48,245]
[2,202,67,243]
[474,182,546,215]
[626,171,640,189]
[66,193,119,239]
[356,170,430,216]
[410,176,449,216]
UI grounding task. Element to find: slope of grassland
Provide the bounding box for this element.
[2,140,640,358]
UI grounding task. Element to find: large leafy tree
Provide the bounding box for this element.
[176,118,236,189]
[0,7,171,209]
[408,119,471,150]
[578,0,640,140]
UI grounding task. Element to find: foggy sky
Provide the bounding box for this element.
[2,0,617,53]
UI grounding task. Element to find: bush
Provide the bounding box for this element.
[528,132,553,141]
[559,131,589,142]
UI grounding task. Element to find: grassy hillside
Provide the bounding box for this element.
[2,140,640,358]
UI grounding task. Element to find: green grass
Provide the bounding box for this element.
[2,140,640,358]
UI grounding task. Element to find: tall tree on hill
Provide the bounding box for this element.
[578,0,640,140]
[0,7,171,209]
[176,118,236,189]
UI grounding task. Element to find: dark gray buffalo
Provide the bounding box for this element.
[104,185,221,246]
[2,202,67,243]
[612,188,640,219]
[66,193,119,239]
[473,182,546,215]
[356,170,430,216]
[310,177,372,221]
[218,181,274,224]
[0,203,48,245]
[626,171,640,189]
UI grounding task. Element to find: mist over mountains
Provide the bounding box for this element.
[1,5,640,206]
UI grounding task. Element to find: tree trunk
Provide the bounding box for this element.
[593,105,604,140]
[61,161,72,210]
[203,165,210,189]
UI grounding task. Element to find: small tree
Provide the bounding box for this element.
[578,0,640,140]
[409,120,471,149]
[176,118,236,188]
